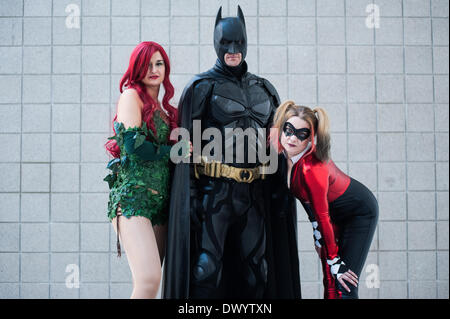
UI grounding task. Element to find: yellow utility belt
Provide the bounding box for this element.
[194,157,267,184]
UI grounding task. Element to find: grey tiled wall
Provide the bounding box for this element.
[0,0,448,299]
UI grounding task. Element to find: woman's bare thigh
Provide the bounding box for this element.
[111,211,161,283]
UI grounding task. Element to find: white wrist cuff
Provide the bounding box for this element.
[327,257,340,266]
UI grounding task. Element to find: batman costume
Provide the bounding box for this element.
[162,6,301,299]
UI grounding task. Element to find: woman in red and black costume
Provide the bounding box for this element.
[270,100,379,299]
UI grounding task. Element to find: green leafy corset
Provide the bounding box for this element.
[104,110,171,225]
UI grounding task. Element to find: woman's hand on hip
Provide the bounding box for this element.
[336,269,358,292]
[328,257,359,292]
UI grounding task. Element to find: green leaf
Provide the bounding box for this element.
[113,121,124,134]
[106,158,120,170]
[134,133,146,149]
[121,155,128,167]
[103,174,117,189]
[141,121,148,134]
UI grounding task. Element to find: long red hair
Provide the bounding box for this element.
[105,41,178,158]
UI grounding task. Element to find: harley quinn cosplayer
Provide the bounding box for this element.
[104,42,181,298]
[270,101,379,299]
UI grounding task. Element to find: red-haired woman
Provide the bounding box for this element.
[104,42,181,298]
[270,101,378,299]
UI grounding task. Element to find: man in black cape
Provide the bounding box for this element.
[163,6,301,299]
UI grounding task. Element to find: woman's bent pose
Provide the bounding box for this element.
[271,101,379,299]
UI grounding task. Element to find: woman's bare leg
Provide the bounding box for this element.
[112,213,161,299]
[153,223,167,265]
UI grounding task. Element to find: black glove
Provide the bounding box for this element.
[327,256,349,279]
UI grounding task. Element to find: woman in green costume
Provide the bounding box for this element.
[104,42,183,298]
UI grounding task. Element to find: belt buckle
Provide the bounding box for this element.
[238,168,254,183]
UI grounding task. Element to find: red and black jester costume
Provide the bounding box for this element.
[288,145,378,299]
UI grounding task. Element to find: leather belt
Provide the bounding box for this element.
[193,156,267,183]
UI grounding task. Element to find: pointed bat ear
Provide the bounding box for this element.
[215,6,222,27]
[237,5,245,26]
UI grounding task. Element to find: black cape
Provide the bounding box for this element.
[162,66,301,299]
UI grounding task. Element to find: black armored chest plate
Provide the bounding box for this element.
[209,79,272,127]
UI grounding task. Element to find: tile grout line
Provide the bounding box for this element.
[343,1,349,184]
[314,0,321,296]
[198,0,200,74]
[6,42,450,48]
[47,0,54,299]
[371,0,380,299]
[6,42,448,48]
[6,14,445,19]
[77,0,83,300]
[343,9,350,299]
[401,0,410,299]
[18,0,24,299]
[256,0,260,75]
[139,0,142,43]
[429,0,438,299]
[286,0,290,103]
[108,0,113,299]
[13,70,446,75]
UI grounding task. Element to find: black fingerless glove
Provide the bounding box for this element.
[327,256,349,279]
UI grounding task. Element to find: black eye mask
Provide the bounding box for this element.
[282,122,311,141]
